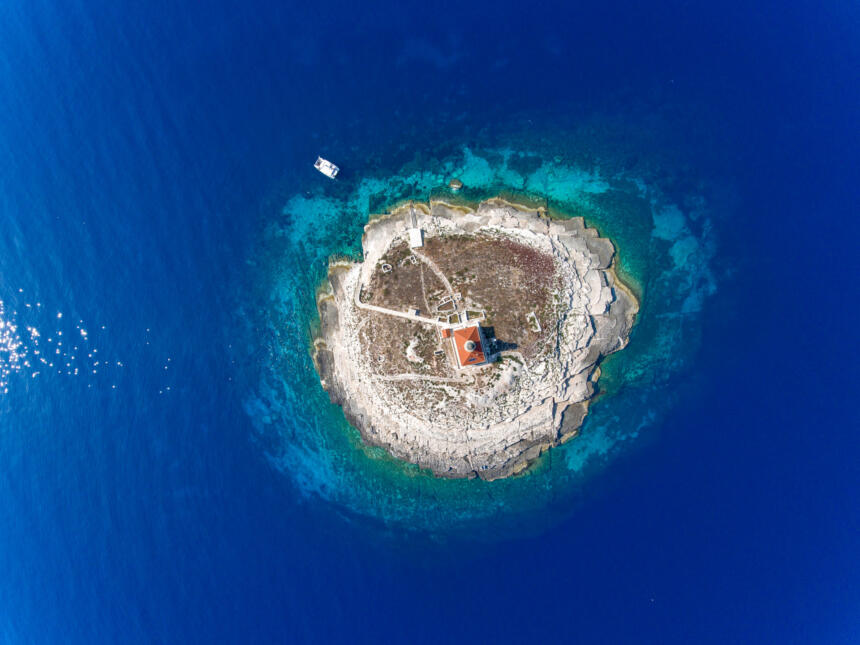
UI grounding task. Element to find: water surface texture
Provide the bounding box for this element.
[0,1,857,643]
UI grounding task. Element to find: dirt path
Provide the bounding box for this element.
[418,263,432,315]
[373,373,469,384]
[412,249,456,304]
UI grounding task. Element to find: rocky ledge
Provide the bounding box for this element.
[313,196,638,480]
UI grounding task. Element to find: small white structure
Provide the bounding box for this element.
[408,227,424,248]
[314,156,339,179]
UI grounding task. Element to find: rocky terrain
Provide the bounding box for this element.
[313,197,638,480]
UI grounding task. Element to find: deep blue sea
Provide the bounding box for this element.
[1,1,858,642]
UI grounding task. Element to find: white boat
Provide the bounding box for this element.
[314,156,339,179]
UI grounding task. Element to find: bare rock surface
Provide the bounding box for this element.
[313,197,639,480]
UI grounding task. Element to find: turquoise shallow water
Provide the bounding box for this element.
[243,135,721,534]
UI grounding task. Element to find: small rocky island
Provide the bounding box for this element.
[313,195,639,480]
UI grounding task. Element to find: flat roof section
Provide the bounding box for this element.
[453,324,486,368]
[408,228,424,248]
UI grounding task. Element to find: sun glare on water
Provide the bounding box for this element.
[0,290,126,395]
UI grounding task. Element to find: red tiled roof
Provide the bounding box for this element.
[440,328,452,339]
[453,325,486,367]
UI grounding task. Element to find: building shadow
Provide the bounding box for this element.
[481,326,518,360]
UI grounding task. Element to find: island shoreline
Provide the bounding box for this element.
[312,194,639,481]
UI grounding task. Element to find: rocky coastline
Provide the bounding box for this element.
[313,196,639,480]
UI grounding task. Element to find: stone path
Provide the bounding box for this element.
[353,282,445,327]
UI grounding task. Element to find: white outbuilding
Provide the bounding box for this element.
[408,228,424,248]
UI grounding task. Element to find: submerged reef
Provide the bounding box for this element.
[313,198,638,480]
